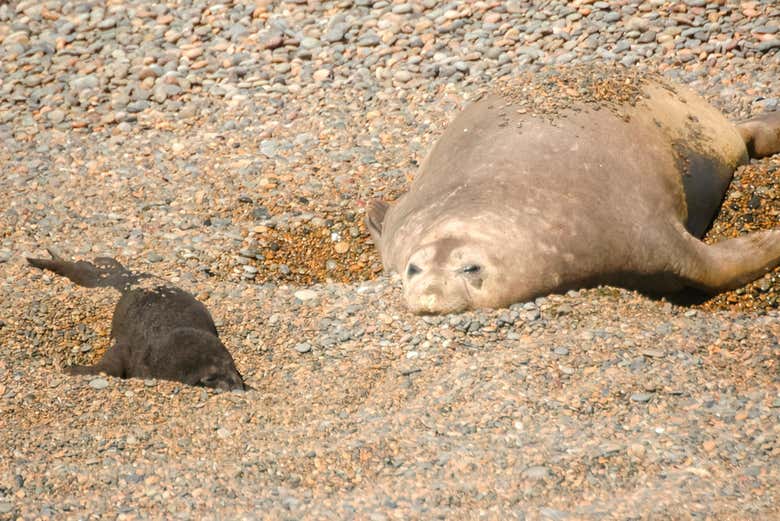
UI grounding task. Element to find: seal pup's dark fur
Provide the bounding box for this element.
[28,249,248,391]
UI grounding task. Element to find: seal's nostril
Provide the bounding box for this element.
[462,264,481,274]
[407,263,422,277]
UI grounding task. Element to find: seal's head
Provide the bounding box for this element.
[401,235,507,314]
[161,328,249,391]
[367,200,522,315]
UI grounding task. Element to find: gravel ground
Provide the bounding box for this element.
[1,0,779,519]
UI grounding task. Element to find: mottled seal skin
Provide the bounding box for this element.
[28,249,248,391]
[367,71,780,314]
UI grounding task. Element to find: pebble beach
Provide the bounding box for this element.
[1,0,779,519]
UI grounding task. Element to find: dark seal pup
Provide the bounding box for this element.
[367,66,780,314]
[28,249,248,391]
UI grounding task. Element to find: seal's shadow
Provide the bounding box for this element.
[652,287,712,307]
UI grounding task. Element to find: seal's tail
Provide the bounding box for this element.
[27,248,137,292]
[735,111,780,159]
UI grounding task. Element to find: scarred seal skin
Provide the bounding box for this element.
[367,66,780,314]
[27,249,249,391]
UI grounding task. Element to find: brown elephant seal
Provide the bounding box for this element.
[367,65,780,314]
[28,249,248,391]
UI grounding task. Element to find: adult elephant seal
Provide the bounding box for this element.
[28,248,249,391]
[366,66,780,314]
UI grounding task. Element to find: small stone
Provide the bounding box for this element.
[294,342,312,354]
[126,101,149,113]
[0,503,12,514]
[598,443,623,457]
[627,443,646,458]
[642,348,665,358]
[300,37,320,49]
[294,289,318,301]
[539,508,572,521]
[89,378,109,390]
[47,109,65,124]
[323,25,346,43]
[524,309,541,321]
[631,392,653,403]
[553,346,569,356]
[70,75,99,92]
[392,3,412,14]
[394,70,413,82]
[313,69,332,82]
[147,253,163,263]
[523,466,550,480]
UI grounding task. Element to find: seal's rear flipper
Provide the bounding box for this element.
[365,199,389,244]
[674,226,780,293]
[27,248,137,291]
[736,112,780,158]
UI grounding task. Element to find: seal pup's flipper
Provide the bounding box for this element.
[27,248,141,291]
[736,111,780,159]
[365,199,389,244]
[64,341,131,378]
[671,223,780,293]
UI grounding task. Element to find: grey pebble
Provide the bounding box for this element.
[300,37,321,49]
[294,342,312,354]
[70,75,99,92]
[47,109,66,124]
[523,466,551,480]
[756,40,780,53]
[89,378,109,390]
[631,392,653,403]
[127,101,149,113]
[147,253,163,263]
[324,25,346,43]
[539,507,571,521]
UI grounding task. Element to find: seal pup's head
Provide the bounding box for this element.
[159,328,249,391]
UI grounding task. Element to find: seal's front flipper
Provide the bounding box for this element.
[64,341,130,379]
[27,248,135,291]
[365,199,389,244]
[673,225,780,293]
[64,365,105,376]
[736,112,780,158]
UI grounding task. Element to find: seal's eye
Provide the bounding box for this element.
[200,374,219,387]
[462,264,481,274]
[407,263,422,277]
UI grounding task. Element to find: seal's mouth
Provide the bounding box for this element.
[403,275,473,315]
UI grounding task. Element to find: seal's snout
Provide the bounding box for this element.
[404,275,470,315]
[420,293,438,311]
